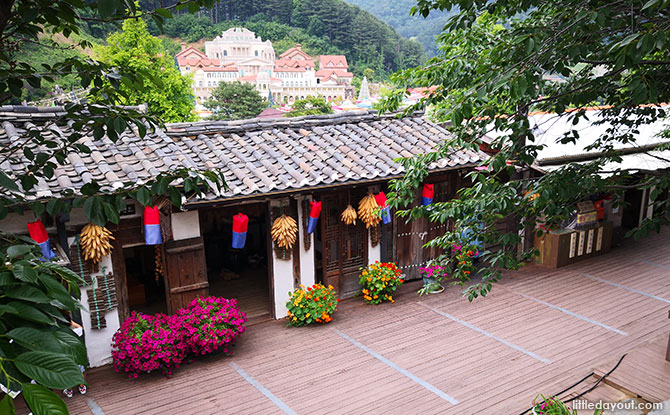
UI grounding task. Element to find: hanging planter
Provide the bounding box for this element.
[271,214,298,250]
[358,192,381,229]
[79,223,114,264]
[341,204,357,225]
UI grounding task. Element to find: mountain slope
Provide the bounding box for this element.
[138,0,426,78]
[343,0,457,56]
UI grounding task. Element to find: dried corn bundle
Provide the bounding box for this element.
[341,204,358,225]
[358,193,381,229]
[154,245,163,282]
[271,214,298,249]
[80,223,114,264]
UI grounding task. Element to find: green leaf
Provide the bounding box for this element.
[642,0,660,10]
[14,351,85,389]
[113,117,126,134]
[0,171,19,192]
[136,187,152,206]
[7,245,34,259]
[0,272,17,286]
[22,383,68,415]
[5,302,54,325]
[3,285,53,303]
[103,201,120,225]
[0,392,15,415]
[97,0,117,18]
[53,329,87,366]
[12,263,38,283]
[154,7,172,18]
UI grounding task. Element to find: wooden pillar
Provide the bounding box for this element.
[110,236,129,323]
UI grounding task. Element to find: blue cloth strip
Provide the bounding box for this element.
[307,216,319,234]
[144,224,162,245]
[232,231,247,249]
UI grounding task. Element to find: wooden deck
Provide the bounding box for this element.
[17,227,670,414]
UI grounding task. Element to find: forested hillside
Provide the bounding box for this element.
[137,0,426,77]
[22,0,425,103]
[343,0,457,56]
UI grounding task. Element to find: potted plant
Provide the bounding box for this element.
[285,284,339,326]
[418,264,447,295]
[359,262,404,304]
[531,395,602,415]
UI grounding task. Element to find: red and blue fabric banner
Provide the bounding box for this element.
[144,206,162,245]
[27,219,56,260]
[374,192,392,224]
[421,183,435,206]
[307,201,321,234]
[232,213,249,249]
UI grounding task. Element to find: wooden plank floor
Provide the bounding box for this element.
[593,333,670,403]
[13,227,670,414]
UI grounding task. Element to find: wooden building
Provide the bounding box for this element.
[0,106,487,366]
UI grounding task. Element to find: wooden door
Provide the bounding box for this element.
[321,191,368,298]
[164,236,209,313]
[396,178,454,280]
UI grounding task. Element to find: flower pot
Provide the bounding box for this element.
[421,277,444,294]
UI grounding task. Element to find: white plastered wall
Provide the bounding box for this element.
[270,199,295,319]
[69,237,119,368]
[296,195,316,288]
[367,185,382,265]
[171,210,201,240]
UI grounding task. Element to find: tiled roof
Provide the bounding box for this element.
[176,47,207,59]
[202,66,238,72]
[0,106,486,203]
[316,69,353,79]
[275,59,314,70]
[319,55,348,69]
[279,44,313,60]
[177,56,221,67]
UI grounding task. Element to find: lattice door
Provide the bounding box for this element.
[396,178,453,280]
[321,190,368,298]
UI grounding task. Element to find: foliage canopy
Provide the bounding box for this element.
[286,96,333,117]
[380,0,670,300]
[204,81,267,121]
[0,1,225,412]
[94,18,196,123]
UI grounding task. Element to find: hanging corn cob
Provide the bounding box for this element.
[79,223,114,264]
[341,204,358,225]
[154,245,163,282]
[358,192,381,229]
[271,214,298,250]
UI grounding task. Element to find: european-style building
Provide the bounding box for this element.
[176,28,354,104]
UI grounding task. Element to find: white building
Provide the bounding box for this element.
[176,29,350,105]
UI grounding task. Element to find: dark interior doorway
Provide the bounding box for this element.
[123,245,167,315]
[622,188,644,229]
[199,204,271,318]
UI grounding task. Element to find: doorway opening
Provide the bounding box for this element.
[123,245,167,315]
[199,204,271,318]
